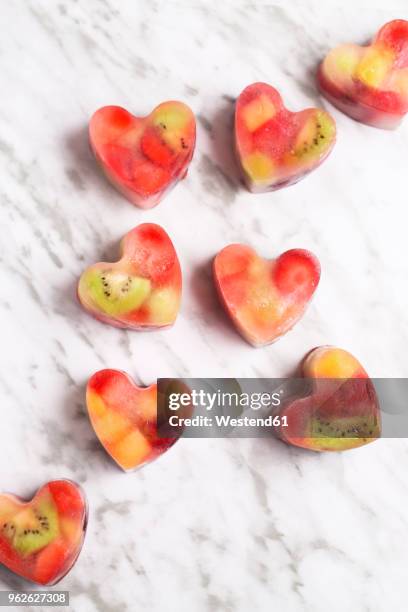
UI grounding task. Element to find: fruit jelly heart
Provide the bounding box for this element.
[0,480,87,586]
[89,102,196,208]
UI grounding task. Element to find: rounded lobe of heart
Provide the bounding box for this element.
[302,346,368,379]
[277,346,381,452]
[213,244,320,346]
[319,20,408,126]
[0,480,87,586]
[121,223,181,286]
[89,102,196,208]
[77,223,182,330]
[235,82,335,191]
[87,369,178,471]
[375,19,408,66]
[273,249,321,301]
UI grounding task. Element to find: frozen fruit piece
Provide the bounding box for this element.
[86,369,180,471]
[89,102,196,208]
[77,223,182,330]
[277,346,381,452]
[0,480,87,586]
[235,82,336,192]
[213,245,320,347]
[318,20,408,129]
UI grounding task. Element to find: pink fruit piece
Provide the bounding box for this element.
[77,223,182,330]
[213,244,320,347]
[318,20,408,129]
[86,369,181,471]
[89,102,196,208]
[276,346,381,451]
[0,480,87,586]
[235,82,336,192]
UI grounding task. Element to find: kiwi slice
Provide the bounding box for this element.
[291,111,335,162]
[310,414,379,451]
[1,496,59,556]
[81,268,151,316]
[312,415,378,437]
[151,104,192,152]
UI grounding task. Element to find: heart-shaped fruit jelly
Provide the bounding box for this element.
[213,245,320,347]
[0,480,87,586]
[87,369,180,471]
[235,82,336,192]
[318,20,408,129]
[78,223,182,330]
[277,346,381,451]
[89,102,196,208]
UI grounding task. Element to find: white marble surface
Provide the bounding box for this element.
[1,1,408,610]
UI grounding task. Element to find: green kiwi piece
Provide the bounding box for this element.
[292,111,335,161]
[312,415,378,437]
[309,414,379,450]
[80,269,151,316]
[2,497,59,556]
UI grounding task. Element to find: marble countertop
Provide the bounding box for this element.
[1,1,408,610]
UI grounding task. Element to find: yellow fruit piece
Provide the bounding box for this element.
[92,408,131,445]
[242,95,276,132]
[306,348,360,378]
[151,102,193,150]
[243,152,274,183]
[355,47,395,88]
[333,45,360,76]
[113,429,152,471]
[322,45,361,89]
[87,390,107,418]
[147,287,180,324]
